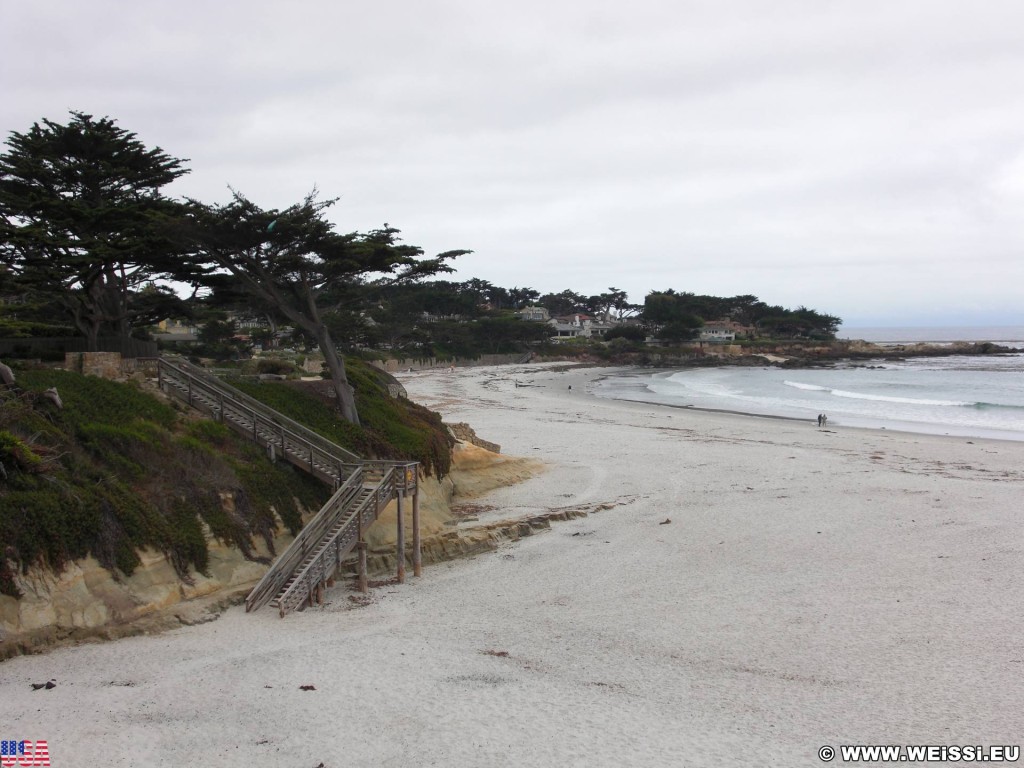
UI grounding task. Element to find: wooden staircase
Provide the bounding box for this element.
[156,357,421,616]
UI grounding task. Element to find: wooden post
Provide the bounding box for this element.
[357,511,368,593]
[412,468,422,578]
[357,541,368,593]
[396,490,406,584]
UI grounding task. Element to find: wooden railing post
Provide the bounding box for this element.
[357,507,368,593]
[357,542,368,593]
[396,483,406,584]
[412,466,422,578]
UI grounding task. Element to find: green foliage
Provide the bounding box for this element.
[346,361,454,478]
[641,290,840,340]
[18,369,177,430]
[539,289,589,317]
[185,189,471,424]
[0,369,330,596]
[226,377,365,448]
[229,358,454,477]
[656,316,704,342]
[0,111,191,348]
[255,358,296,376]
[0,317,75,339]
[604,325,646,342]
[0,430,42,472]
[755,306,842,339]
[185,419,232,446]
[231,446,326,537]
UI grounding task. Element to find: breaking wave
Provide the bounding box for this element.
[783,380,973,407]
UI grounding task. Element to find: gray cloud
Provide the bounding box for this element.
[3,0,1023,326]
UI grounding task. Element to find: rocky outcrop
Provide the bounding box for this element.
[0,515,299,659]
[359,442,543,551]
[446,422,501,454]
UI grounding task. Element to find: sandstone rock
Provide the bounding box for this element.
[1,429,545,657]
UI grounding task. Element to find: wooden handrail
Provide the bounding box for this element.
[244,470,364,612]
[156,357,421,616]
[159,357,362,463]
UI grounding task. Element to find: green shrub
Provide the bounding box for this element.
[228,358,453,477]
[0,430,43,473]
[255,358,296,376]
[0,368,330,594]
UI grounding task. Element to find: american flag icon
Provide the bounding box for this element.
[0,740,50,766]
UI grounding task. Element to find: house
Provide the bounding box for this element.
[516,306,550,322]
[548,314,615,340]
[153,318,198,343]
[699,321,750,343]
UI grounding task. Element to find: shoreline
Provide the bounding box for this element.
[585,362,1024,444]
[2,361,1021,766]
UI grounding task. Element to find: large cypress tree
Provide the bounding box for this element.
[187,189,469,425]
[0,112,190,349]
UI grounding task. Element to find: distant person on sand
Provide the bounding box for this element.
[817,414,823,427]
[822,414,828,427]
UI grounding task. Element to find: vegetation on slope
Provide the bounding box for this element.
[0,369,330,598]
[228,358,454,478]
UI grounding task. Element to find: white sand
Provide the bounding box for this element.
[3,363,1023,767]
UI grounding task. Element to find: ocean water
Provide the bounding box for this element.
[591,327,1024,441]
[839,325,1024,346]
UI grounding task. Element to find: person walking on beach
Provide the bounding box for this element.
[817,414,823,427]
[822,414,827,427]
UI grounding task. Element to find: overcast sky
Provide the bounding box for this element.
[3,1,1023,328]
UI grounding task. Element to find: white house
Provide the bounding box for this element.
[699,321,749,342]
[516,306,550,322]
[548,314,615,340]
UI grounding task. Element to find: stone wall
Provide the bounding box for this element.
[446,422,501,454]
[64,351,125,379]
[371,353,527,373]
[63,352,154,380]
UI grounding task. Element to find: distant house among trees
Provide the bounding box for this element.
[698,320,751,343]
[548,313,616,341]
[153,319,198,343]
[515,306,550,322]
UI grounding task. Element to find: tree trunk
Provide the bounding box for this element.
[315,326,360,425]
[85,323,100,353]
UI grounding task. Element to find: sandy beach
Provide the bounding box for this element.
[2,362,1022,767]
